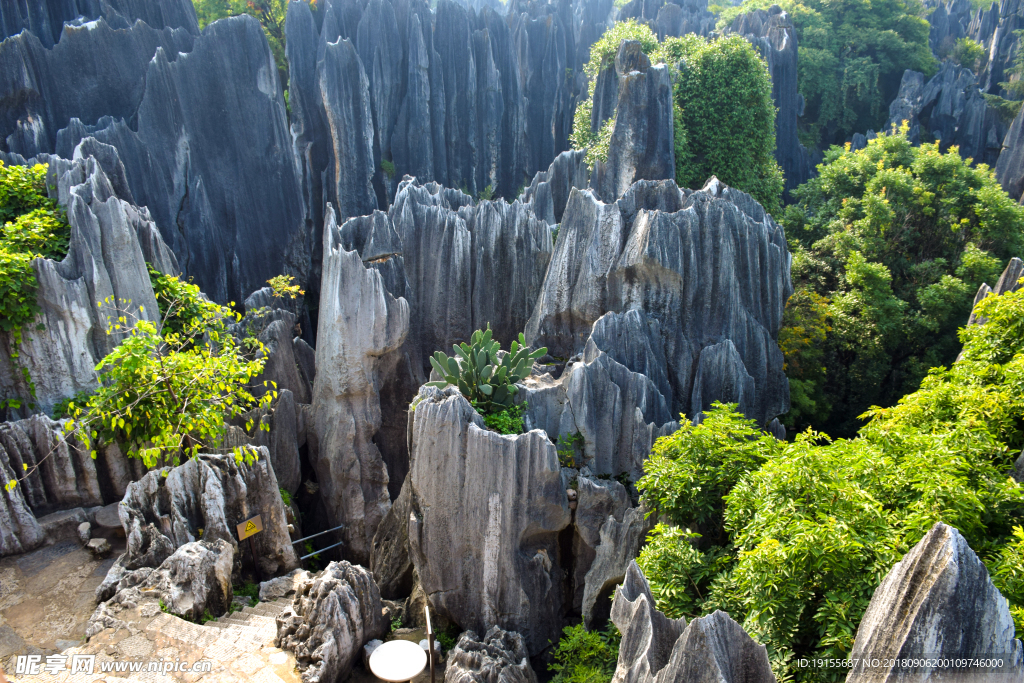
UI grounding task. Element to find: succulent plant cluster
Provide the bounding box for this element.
[427,326,546,413]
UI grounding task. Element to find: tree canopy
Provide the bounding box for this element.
[780,126,1024,436]
[719,0,935,149]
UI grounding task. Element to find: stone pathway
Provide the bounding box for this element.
[8,598,301,682]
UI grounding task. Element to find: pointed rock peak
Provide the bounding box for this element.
[616,39,652,77]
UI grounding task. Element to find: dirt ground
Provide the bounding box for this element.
[0,539,120,665]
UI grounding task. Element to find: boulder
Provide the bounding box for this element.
[260,568,312,602]
[276,561,387,683]
[96,447,297,600]
[445,626,538,683]
[311,204,409,564]
[87,537,113,558]
[846,522,1024,682]
[610,561,776,683]
[401,385,572,655]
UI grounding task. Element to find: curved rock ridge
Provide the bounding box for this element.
[96,446,298,602]
[517,148,589,225]
[526,176,792,428]
[311,203,409,565]
[446,626,539,683]
[0,144,172,416]
[0,17,196,158]
[846,522,1024,682]
[399,385,571,655]
[610,561,776,683]
[886,62,1006,167]
[0,0,199,47]
[275,561,387,683]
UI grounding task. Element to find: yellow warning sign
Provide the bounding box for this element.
[236,514,263,540]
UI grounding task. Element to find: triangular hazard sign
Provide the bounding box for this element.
[245,521,257,533]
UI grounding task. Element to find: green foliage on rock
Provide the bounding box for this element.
[548,623,621,683]
[427,325,546,415]
[951,37,985,71]
[635,282,1024,679]
[661,34,784,215]
[0,162,69,345]
[481,402,526,435]
[60,275,274,469]
[719,0,935,149]
[570,23,782,214]
[781,127,1024,436]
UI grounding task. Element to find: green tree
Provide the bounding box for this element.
[571,23,783,213]
[781,127,1022,436]
[719,0,935,149]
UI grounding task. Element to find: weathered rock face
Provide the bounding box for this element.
[398,385,572,655]
[926,0,1024,99]
[518,149,589,225]
[0,444,46,556]
[0,18,195,157]
[311,204,409,565]
[276,561,387,683]
[285,0,611,298]
[0,145,170,416]
[526,177,792,428]
[610,561,776,683]
[0,415,142,521]
[589,41,676,202]
[0,0,199,47]
[998,106,1024,202]
[619,0,716,40]
[97,447,297,601]
[445,626,539,683]
[846,522,1024,682]
[964,257,1023,327]
[886,62,1007,167]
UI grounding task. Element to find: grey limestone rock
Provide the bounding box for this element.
[403,385,572,655]
[0,147,167,416]
[259,567,312,602]
[526,176,792,428]
[518,149,590,225]
[275,561,387,683]
[445,626,539,683]
[590,41,676,202]
[0,459,46,555]
[0,0,199,47]
[311,204,409,564]
[964,257,1023,327]
[97,447,297,600]
[846,522,1024,682]
[144,540,233,620]
[998,105,1024,202]
[610,561,776,683]
[886,62,1006,168]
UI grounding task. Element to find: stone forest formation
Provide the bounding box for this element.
[3,0,1024,680]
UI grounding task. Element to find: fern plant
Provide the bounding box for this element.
[427,326,545,414]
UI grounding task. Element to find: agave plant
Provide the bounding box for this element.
[427,326,546,413]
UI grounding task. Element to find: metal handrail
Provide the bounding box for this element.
[290,523,345,545]
[299,539,344,560]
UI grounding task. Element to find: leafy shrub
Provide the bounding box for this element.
[266,273,304,299]
[636,284,1024,681]
[279,487,292,507]
[55,274,274,469]
[477,184,494,201]
[380,159,396,179]
[951,37,985,70]
[427,326,546,415]
[782,126,1024,436]
[548,623,620,683]
[557,431,585,467]
[0,162,69,345]
[481,402,526,435]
